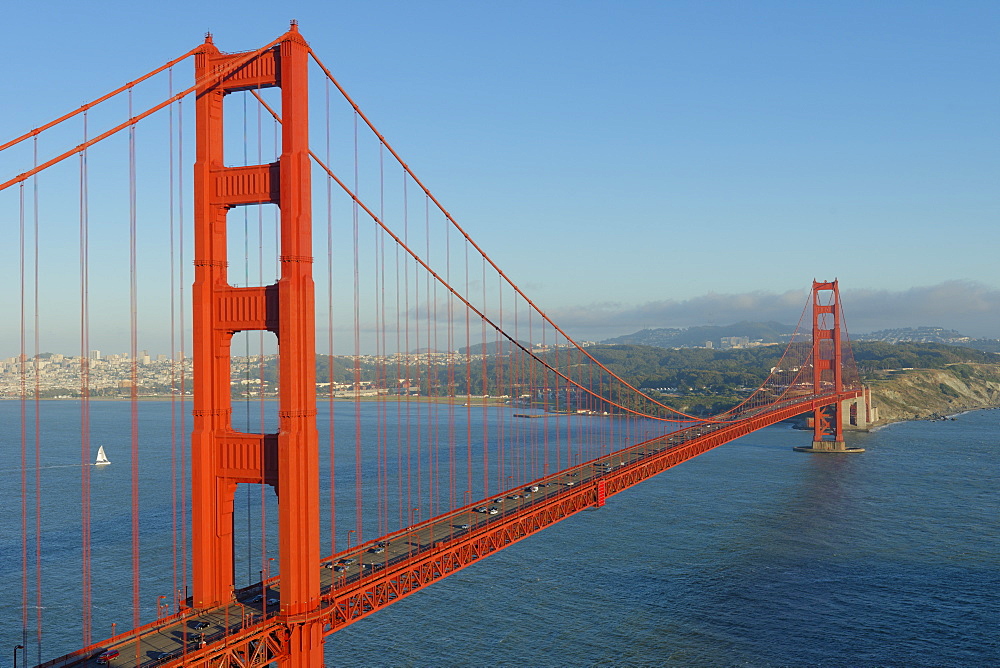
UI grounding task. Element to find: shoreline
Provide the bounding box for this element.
[9,391,999,432]
[866,404,1000,431]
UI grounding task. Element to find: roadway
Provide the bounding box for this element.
[43,391,856,667]
[47,435,672,667]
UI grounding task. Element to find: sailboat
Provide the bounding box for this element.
[94,446,111,466]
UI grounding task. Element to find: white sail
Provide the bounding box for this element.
[95,446,111,466]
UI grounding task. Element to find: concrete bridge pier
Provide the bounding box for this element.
[794,439,865,453]
[842,389,877,430]
[793,395,868,454]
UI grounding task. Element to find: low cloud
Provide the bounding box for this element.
[551,281,1000,340]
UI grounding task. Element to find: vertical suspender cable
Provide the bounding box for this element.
[378,145,389,537]
[481,255,489,496]
[168,67,179,612]
[551,331,558,471]
[446,215,455,512]
[496,273,504,492]
[79,111,93,647]
[424,209,432,512]
[377,144,385,536]
[325,77,337,556]
[128,86,141,632]
[33,137,44,665]
[177,97,189,605]
[516,299,522,484]
[353,111,363,540]
[19,181,29,660]
[395,194,403,531]
[404,176,411,522]
[257,90,268,584]
[464,241,472,499]
[413,202,422,521]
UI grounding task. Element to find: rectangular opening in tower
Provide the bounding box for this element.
[231,330,279,430]
[227,203,280,288]
[222,88,282,168]
[231,482,280,591]
[815,287,836,308]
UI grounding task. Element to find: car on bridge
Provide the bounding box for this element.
[96,649,119,664]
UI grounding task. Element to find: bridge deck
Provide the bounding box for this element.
[42,391,860,668]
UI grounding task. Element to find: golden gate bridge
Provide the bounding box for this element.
[1,24,867,667]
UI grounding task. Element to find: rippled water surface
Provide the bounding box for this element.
[1,404,997,667]
[324,409,999,667]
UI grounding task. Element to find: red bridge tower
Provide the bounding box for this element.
[800,279,865,454]
[191,23,323,663]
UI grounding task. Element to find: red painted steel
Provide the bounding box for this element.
[38,382,863,667]
[43,391,860,668]
[811,280,845,445]
[14,27,871,668]
[191,23,322,665]
[0,46,201,154]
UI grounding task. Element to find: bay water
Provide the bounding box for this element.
[1,402,997,667]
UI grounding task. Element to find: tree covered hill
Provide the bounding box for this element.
[601,321,795,348]
[585,341,997,390]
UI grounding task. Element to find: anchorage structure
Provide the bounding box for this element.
[190,24,323,663]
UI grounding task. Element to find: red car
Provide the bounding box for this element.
[96,649,119,664]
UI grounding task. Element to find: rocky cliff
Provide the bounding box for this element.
[867,363,1000,426]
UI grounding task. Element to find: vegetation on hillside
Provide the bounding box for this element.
[240,340,1000,417]
[850,341,997,375]
[601,321,794,348]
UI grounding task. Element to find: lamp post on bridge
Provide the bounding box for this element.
[346,529,356,550]
[409,507,420,559]
[156,595,167,620]
[13,644,24,668]
[259,557,275,598]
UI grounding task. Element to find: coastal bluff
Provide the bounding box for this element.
[867,363,1000,426]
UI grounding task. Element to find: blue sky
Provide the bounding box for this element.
[1,0,998,354]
